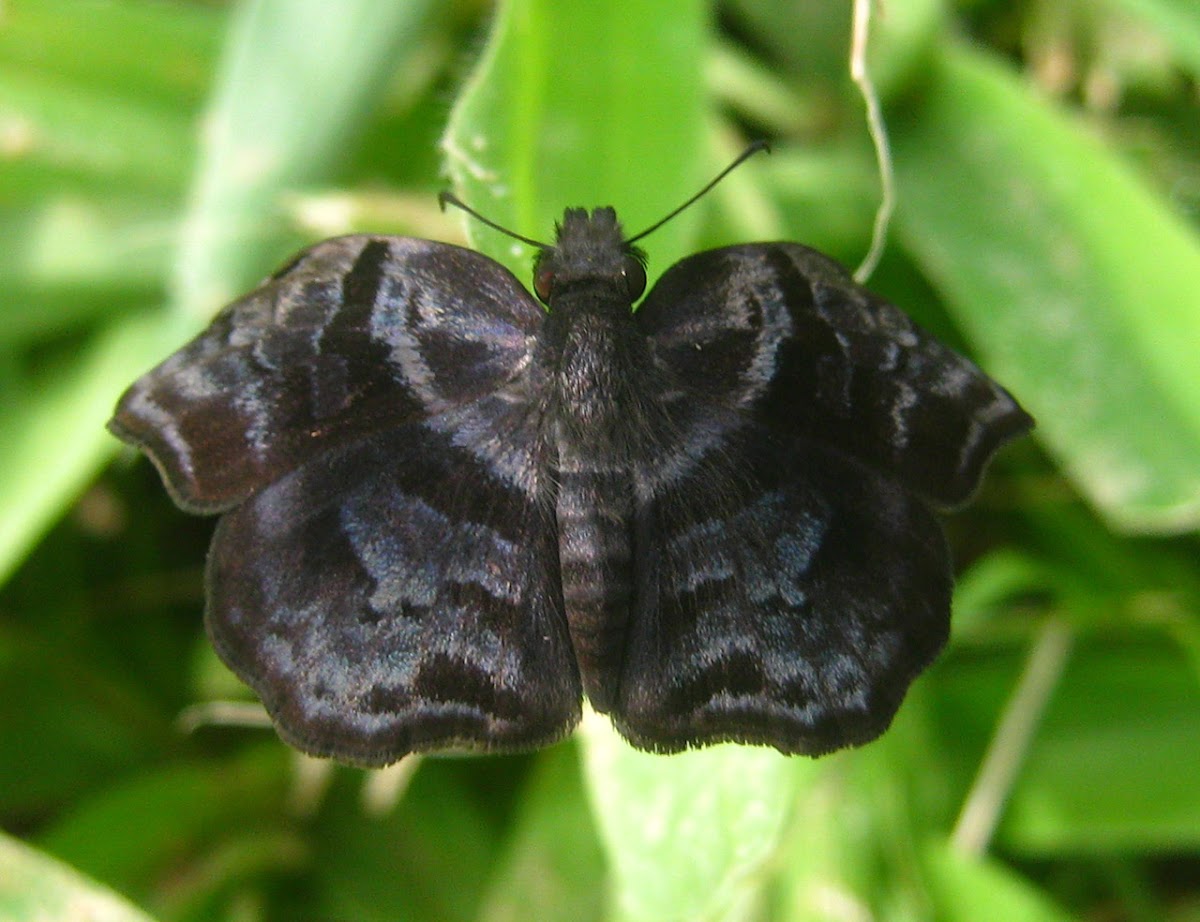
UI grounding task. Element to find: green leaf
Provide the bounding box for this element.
[0,312,194,585]
[0,610,174,818]
[442,0,709,280]
[933,635,1200,854]
[1001,639,1200,852]
[580,715,797,922]
[863,0,946,100]
[310,762,505,922]
[478,745,606,922]
[1105,0,1200,77]
[34,749,294,895]
[893,41,1200,533]
[0,197,174,348]
[0,0,220,111]
[767,704,956,922]
[174,0,438,318]
[0,69,195,196]
[0,0,436,585]
[0,831,157,922]
[721,1,852,86]
[921,840,1075,922]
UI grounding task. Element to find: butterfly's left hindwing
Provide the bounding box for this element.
[206,420,580,766]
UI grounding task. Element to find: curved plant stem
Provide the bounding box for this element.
[951,618,1074,856]
[850,0,895,283]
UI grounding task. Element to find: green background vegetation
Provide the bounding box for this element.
[2,0,1199,920]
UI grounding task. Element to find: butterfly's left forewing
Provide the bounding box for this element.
[109,236,541,512]
[111,236,581,764]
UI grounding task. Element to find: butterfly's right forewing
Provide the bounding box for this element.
[616,242,1031,754]
[635,243,1032,508]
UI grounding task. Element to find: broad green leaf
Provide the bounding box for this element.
[35,749,293,895]
[0,831,157,922]
[0,197,175,347]
[174,0,437,318]
[767,763,881,922]
[0,0,435,585]
[720,1,852,86]
[0,2,215,351]
[479,744,606,922]
[31,747,308,920]
[706,42,816,136]
[442,0,709,280]
[0,608,175,818]
[933,637,1200,853]
[753,146,880,267]
[0,70,195,196]
[0,313,193,585]
[0,0,220,110]
[767,702,952,922]
[950,549,1056,637]
[864,0,946,100]
[311,761,504,922]
[893,41,1200,533]
[1105,0,1200,77]
[1001,640,1200,852]
[922,841,1075,922]
[580,714,797,922]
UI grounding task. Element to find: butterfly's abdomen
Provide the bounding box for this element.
[554,438,633,714]
[543,296,644,714]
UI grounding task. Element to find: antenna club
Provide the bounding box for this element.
[437,190,549,249]
[626,140,770,244]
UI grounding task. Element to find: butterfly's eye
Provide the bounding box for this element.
[534,266,555,304]
[622,256,647,301]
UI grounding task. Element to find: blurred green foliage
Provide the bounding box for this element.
[1,0,1198,920]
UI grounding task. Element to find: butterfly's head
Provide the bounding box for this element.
[532,208,647,306]
[436,142,768,309]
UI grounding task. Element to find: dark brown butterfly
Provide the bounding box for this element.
[109,148,1032,766]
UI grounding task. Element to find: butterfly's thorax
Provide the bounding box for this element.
[539,272,650,714]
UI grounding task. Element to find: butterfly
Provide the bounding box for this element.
[108,148,1032,766]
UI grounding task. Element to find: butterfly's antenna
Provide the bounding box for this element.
[438,192,550,249]
[626,140,770,245]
